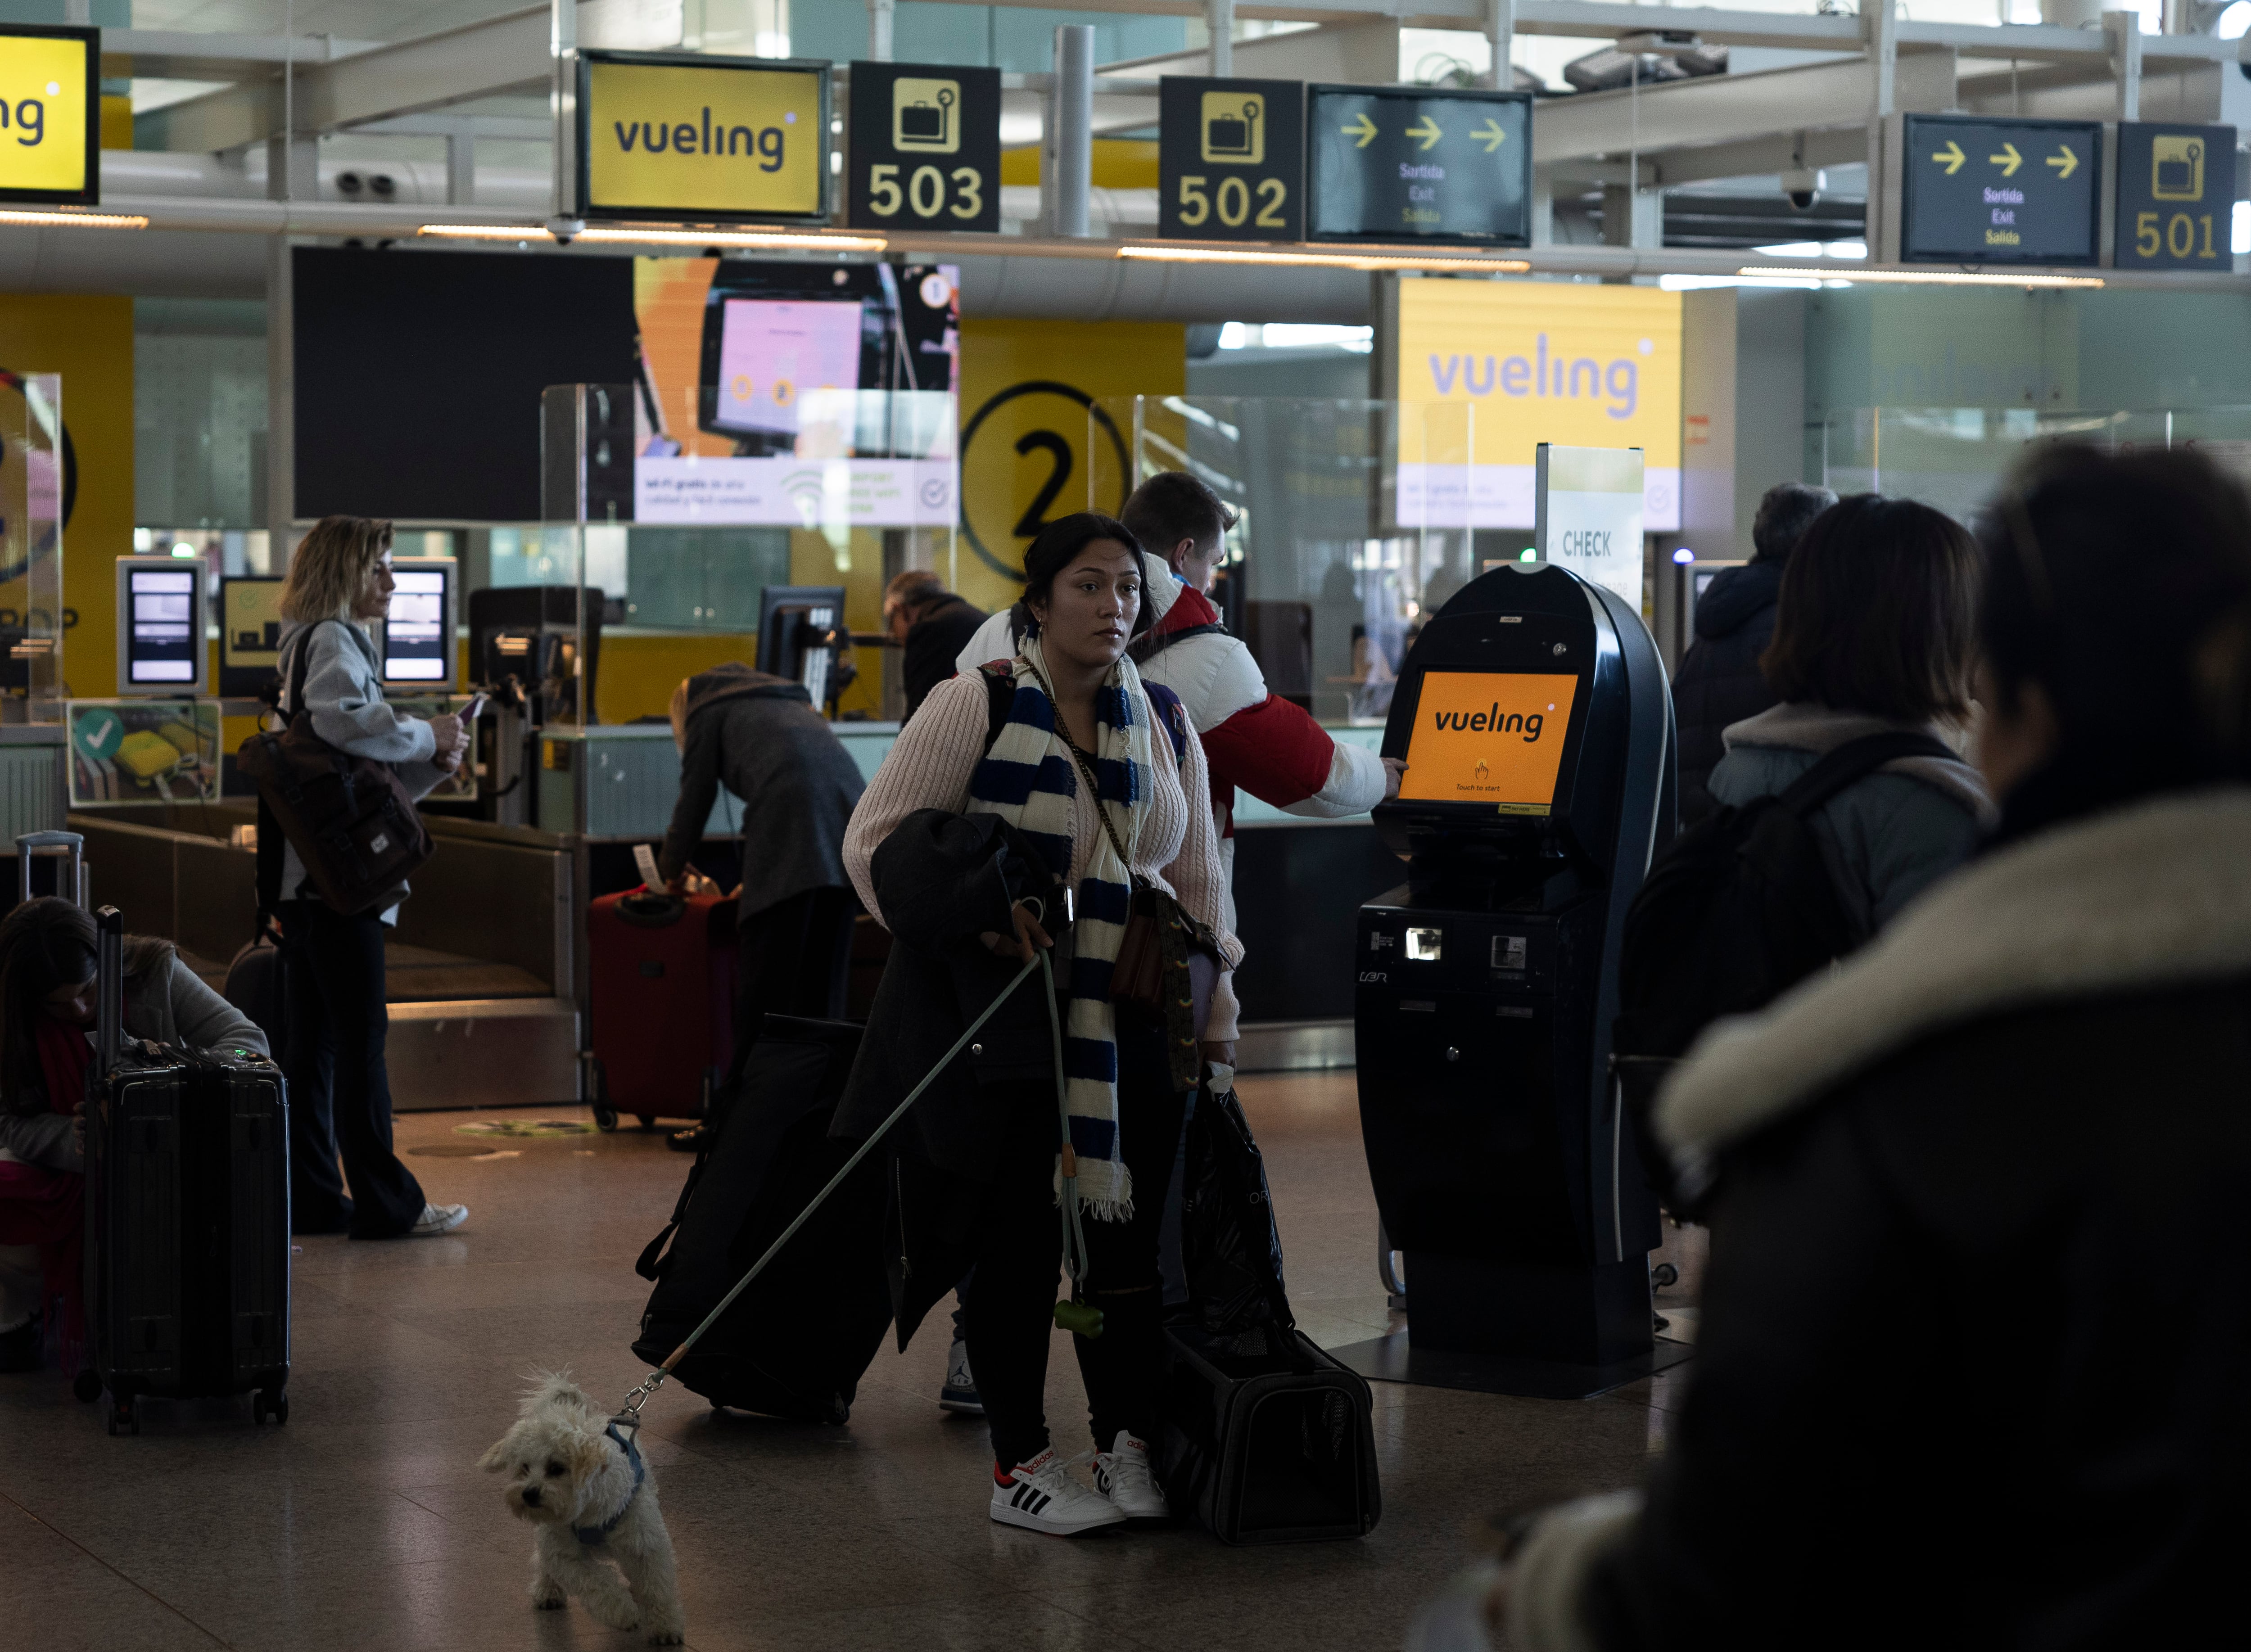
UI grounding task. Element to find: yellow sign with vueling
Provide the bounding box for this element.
[0,26,98,206]
[580,52,828,224]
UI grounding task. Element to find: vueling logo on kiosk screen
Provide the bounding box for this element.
[1401,672,1579,815]
[585,58,823,217]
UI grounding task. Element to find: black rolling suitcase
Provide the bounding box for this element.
[1156,1083,1381,1544]
[82,906,292,1434]
[631,1016,891,1424]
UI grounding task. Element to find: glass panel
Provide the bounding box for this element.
[66,699,221,807]
[0,372,65,719]
[1092,395,1473,726]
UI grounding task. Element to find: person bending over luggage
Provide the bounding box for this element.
[840,511,1241,1537]
[269,516,470,1241]
[883,570,988,721]
[1419,446,2251,1652]
[1671,481,1836,822]
[0,898,267,1374]
[656,663,867,1151]
[1704,494,1994,938]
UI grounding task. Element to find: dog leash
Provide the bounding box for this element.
[613,930,1083,1428]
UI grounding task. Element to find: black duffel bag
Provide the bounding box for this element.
[1156,1082,1381,1544]
[238,618,433,916]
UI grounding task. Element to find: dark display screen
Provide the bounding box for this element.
[1306,86,1530,244]
[1901,113,2101,265]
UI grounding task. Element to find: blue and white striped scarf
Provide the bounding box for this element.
[966,635,1154,1220]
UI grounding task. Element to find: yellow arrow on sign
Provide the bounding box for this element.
[1406,115,1443,151]
[1990,142,2023,177]
[1474,117,1508,152]
[1342,112,1378,148]
[2047,144,2079,179]
[1932,140,1965,174]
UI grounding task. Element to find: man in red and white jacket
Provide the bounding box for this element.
[957,471,1400,928]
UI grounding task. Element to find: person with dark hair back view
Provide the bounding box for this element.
[1672,482,1837,821]
[1413,446,2251,1651]
[1705,494,1995,937]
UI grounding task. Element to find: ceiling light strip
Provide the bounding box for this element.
[1736,264,2104,289]
[0,208,149,230]
[1118,244,1529,273]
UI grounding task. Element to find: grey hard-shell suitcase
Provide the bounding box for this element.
[81,905,292,1433]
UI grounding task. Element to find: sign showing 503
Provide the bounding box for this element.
[848,61,1001,233]
[1158,77,1304,242]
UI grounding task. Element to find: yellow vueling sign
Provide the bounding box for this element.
[0,28,95,203]
[581,54,826,221]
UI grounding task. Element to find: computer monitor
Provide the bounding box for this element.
[381,557,457,689]
[115,558,209,697]
[757,584,846,709]
[1396,669,1582,817]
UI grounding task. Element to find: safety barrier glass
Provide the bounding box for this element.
[0,371,66,719]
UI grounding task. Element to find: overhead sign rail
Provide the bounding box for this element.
[1901,112,2101,266]
[576,50,829,225]
[0,23,97,208]
[1306,84,1531,245]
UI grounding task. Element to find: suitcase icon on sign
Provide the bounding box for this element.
[1200,91,1265,165]
[2152,135,2204,202]
[894,79,960,153]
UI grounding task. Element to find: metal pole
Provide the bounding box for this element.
[2105,8,2142,123]
[1207,0,1234,77]
[1051,24,1094,239]
[551,0,580,230]
[264,234,294,559]
[1484,0,1515,91]
[870,0,894,62]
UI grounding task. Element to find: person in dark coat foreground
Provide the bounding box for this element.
[1412,446,2251,1651]
[883,570,987,720]
[1671,482,1837,820]
[658,664,866,1147]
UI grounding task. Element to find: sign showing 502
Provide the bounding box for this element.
[848,61,1001,233]
[1158,77,1303,242]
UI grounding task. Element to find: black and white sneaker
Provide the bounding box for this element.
[939,1337,983,1415]
[1091,1431,1170,1525]
[989,1449,1126,1536]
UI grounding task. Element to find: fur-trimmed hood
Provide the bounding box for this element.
[1656,785,2251,1196]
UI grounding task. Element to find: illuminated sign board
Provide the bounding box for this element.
[0,24,97,207]
[1902,113,2101,266]
[578,51,828,224]
[1391,280,1681,530]
[1307,85,1530,244]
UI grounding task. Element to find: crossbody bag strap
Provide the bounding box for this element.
[1776,730,1960,817]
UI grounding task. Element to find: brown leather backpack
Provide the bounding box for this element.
[238,619,434,916]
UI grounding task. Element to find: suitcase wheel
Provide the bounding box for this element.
[253,1388,290,1426]
[106,1395,136,1437]
[72,1369,101,1404]
[636,1115,657,1132]
[593,1106,619,1132]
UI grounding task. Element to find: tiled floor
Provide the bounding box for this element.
[0,1071,1701,1652]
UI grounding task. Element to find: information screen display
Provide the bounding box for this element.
[1901,113,2100,265]
[579,52,827,223]
[1306,85,1530,244]
[1400,670,1579,814]
[710,299,865,440]
[383,564,453,684]
[125,568,200,686]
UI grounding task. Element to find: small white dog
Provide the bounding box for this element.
[479,1373,685,1644]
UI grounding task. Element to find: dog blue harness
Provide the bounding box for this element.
[573,1423,646,1547]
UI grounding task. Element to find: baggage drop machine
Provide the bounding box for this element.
[1337,564,1685,1399]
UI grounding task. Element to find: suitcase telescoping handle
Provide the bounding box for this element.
[15,830,85,907]
[95,905,123,1076]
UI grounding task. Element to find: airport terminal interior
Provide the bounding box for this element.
[5,0,2251,1646]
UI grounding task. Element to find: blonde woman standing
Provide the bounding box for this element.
[269,516,470,1240]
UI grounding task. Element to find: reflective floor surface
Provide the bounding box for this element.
[0,1072,1703,1652]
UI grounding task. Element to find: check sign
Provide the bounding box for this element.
[1902,113,2100,265]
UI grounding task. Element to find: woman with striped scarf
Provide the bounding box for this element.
[843,513,1241,1537]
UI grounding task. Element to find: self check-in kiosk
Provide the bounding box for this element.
[1345,563,1678,1397]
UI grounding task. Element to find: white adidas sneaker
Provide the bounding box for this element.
[990,1449,1127,1536]
[1091,1431,1171,1525]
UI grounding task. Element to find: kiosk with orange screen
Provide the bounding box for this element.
[1398,671,1580,813]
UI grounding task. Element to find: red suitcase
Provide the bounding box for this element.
[588,887,737,1131]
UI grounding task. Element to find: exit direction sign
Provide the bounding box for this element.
[1902,113,2101,265]
[1158,77,1303,242]
[2115,121,2237,270]
[847,60,1001,233]
[1306,85,1532,245]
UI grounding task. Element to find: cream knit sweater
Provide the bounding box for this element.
[844,668,1245,1042]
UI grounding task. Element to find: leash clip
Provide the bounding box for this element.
[615,1370,667,1425]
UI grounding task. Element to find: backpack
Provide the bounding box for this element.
[1614,729,1957,1072]
[238,619,436,918]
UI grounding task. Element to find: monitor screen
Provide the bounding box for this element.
[710,298,866,440]
[384,565,452,684]
[125,567,200,686]
[1398,669,1580,815]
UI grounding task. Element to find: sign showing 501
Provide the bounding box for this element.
[847,61,1001,233]
[1158,77,1304,242]
[2115,121,2237,270]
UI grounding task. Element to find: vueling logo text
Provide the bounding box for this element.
[612,105,789,172]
